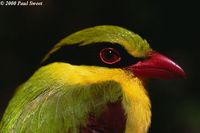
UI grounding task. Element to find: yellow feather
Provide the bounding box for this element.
[45,62,151,133]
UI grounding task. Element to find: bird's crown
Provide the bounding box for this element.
[42,25,152,63]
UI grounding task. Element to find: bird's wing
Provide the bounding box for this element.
[0,65,123,133]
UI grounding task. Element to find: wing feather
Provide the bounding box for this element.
[0,64,123,133]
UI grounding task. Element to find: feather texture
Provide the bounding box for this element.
[0,63,151,133]
[42,25,151,62]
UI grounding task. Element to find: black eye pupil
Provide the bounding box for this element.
[99,48,121,64]
[105,50,113,59]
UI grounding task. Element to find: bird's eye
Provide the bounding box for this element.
[99,48,121,64]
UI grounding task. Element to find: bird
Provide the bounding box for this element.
[0,25,186,133]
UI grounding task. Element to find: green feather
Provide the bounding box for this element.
[0,63,122,133]
[42,25,151,62]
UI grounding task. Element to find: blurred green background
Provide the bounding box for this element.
[0,0,199,133]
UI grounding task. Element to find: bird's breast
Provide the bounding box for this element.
[81,101,126,133]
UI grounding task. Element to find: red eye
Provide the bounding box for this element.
[99,48,121,64]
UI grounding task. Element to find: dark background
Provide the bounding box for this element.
[0,0,199,133]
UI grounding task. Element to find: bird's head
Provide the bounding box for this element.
[42,25,186,80]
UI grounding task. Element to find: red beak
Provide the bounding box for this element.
[124,51,186,79]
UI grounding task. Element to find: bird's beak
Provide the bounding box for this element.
[124,51,186,79]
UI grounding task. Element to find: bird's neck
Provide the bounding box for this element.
[45,63,151,133]
[2,62,151,133]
